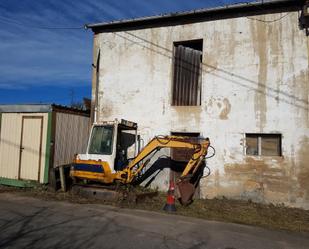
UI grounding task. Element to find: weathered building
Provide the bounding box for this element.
[0,104,90,187]
[87,0,309,209]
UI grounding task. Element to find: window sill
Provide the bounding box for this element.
[244,155,284,161]
[171,105,202,109]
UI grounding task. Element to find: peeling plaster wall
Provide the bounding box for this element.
[94,12,309,209]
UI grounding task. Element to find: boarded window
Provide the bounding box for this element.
[172,40,203,106]
[246,134,282,156]
[171,132,200,162]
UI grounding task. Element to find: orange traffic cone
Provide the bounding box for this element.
[163,179,176,212]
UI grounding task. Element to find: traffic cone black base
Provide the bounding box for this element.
[163,179,176,212]
[163,203,176,212]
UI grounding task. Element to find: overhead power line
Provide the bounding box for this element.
[246,12,291,23]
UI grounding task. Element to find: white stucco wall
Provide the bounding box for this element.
[93,11,309,209]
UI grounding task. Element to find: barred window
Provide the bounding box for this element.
[172,40,203,106]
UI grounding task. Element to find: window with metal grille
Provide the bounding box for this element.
[246,134,282,156]
[172,40,203,106]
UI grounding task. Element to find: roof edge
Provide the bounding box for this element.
[0,104,90,116]
[86,0,304,33]
[0,104,52,113]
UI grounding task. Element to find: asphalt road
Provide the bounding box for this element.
[0,193,308,249]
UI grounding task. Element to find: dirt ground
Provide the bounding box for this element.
[1,185,309,233]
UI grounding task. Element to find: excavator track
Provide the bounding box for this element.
[71,183,158,203]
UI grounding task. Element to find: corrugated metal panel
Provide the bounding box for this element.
[172,45,202,106]
[53,112,90,167]
[19,117,43,181]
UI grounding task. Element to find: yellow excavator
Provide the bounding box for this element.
[70,119,211,205]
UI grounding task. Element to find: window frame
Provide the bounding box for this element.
[87,125,114,155]
[245,133,282,157]
[171,39,203,106]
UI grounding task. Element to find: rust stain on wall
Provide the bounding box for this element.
[203,52,218,73]
[148,29,159,78]
[227,20,238,62]
[202,169,221,198]
[219,98,231,120]
[251,21,267,130]
[100,98,114,118]
[205,97,231,120]
[297,136,309,200]
[294,69,309,128]
[307,35,309,65]
[224,157,291,203]
[173,106,202,125]
[268,18,284,105]
[162,100,166,115]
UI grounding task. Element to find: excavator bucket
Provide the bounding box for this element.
[177,179,195,206]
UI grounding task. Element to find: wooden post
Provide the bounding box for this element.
[59,165,66,192]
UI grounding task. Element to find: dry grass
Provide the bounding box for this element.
[1,185,309,233]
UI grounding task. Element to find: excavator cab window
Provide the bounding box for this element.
[88,125,114,155]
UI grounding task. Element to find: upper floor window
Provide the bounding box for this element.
[172,39,203,106]
[246,133,282,156]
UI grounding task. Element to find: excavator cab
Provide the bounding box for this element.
[84,119,137,172]
[71,119,138,183]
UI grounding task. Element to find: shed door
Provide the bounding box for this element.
[19,116,43,181]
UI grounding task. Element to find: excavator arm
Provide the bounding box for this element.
[71,134,210,205]
[119,136,210,182]
[116,136,210,204]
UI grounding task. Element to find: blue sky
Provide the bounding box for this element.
[0,0,255,106]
